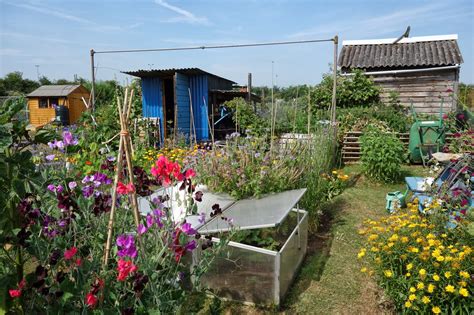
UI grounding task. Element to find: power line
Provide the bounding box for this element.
[93,38,334,55]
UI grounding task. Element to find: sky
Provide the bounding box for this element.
[0,0,473,87]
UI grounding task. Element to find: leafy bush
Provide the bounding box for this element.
[223,97,269,137]
[312,69,380,109]
[358,202,473,314]
[360,128,405,183]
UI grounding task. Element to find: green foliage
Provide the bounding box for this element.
[360,128,405,183]
[0,72,39,96]
[223,97,269,136]
[312,69,380,109]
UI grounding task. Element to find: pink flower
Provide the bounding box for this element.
[117,182,135,195]
[117,259,138,281]
[64,247,78,260]
[185,168,196,179]
[137,224,147,235]
[9,289,21,298]
[75,258,82,267]
[85,292,98,308]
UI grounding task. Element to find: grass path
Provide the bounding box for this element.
[220,165,427,315]
[282,165,427,314]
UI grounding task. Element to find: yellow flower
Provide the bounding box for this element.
[419,269,426,276]
[409,287,416,293]
[432,306,441,314]
[407,263,413,270]
[459,288,469,297]
[445,285,455,293]
[406,272,411,277]
[409,294,417,301]
[436,255,445,262]
[357,249,366,258]
[427,284,435,293]
[368,234,378,241]
[458,281,467,287]
[444,271,452,279]
[417,282,425,290]
[405,301,412,308]
[459,271,469,279]
[422,296,431,304]
[360,267,367,273]
[401,236,409,243]
[384,270,393,278]
[433,274,440,281]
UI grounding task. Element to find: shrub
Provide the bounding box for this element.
[358,202,473,314]
[360,128,405,183]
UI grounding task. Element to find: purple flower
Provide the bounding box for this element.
[146,214,154,228]
[62,131,78,146]
[153,208,164,218]
[68,181,77,190]
[55,140,65,150]
[47,141,56,149]
[45,154,55,161]
[181,222,196,236]
[47,184,56,192]
[58,219,68,228]
[82,175,92,184]
[56,185,64,193]
[137,224,147,235]
[185,240,197,251]
[106,156,116,162]
[198,212,206,224]
[82,185,94,198]
[116,234,137,259]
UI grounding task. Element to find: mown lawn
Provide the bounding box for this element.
[216,165,428,315]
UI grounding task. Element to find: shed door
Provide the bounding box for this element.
[142,77,164,142]
[175,72,190,137]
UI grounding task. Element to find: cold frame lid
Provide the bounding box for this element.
[198,188,307,234]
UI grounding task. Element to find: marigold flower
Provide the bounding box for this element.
[459,271,469,279]
[445,285,455,293]
[409,287,416,293]
[417,282,425,290]
[427,283,435,293]
[433,274,440,281]
[422,296,430,304]
[383,270,393,277]
[459,288,469,297]
[360,267,367,273]
[432,306,441,314]
[407,263,413,270]
[419,269,426,276]
[405,301,412,308]
[444,271,452,279]
[409,294,417,301]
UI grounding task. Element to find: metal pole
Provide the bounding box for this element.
[331,36,338,124]
[90,49,96,111]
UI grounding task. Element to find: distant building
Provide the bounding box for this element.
[27,85,89,127]
[124,67,258,142]
[338,34,463,113]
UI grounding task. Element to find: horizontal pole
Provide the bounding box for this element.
[93,38,334,55]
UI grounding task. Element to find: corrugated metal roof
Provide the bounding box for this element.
[338,38,463,70]
[122,67,236,84]
[27,85,82,97]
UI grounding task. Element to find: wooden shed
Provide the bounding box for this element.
[27,85,89,127]
[338,34,464,113]
[123,68,238,142]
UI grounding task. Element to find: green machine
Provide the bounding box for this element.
[408,101,446,166]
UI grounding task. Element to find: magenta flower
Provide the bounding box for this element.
[137,224,147,235]
[62,131,78,146]
[146,214,154,227]
[47,184,56,192]
[116,234,137,259]
[68,181,77,190]
[181,222,196,236]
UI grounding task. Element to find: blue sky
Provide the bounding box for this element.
[1,0,473,86]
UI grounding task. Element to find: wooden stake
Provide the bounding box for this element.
[307,89,311,134]
[188,88,197,147]
[103,88,143,267]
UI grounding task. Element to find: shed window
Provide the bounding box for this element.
[39,98,48,108]
[49,97,59,107]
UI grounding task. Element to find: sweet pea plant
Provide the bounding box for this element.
[2,129,231,314]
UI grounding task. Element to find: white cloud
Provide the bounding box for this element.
[154,0,210,25]
[3,1,145,33]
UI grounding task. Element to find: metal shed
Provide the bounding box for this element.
[338,34,464,113]
[123,68,236,142]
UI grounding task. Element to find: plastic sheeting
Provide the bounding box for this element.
[198,188,306,233]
